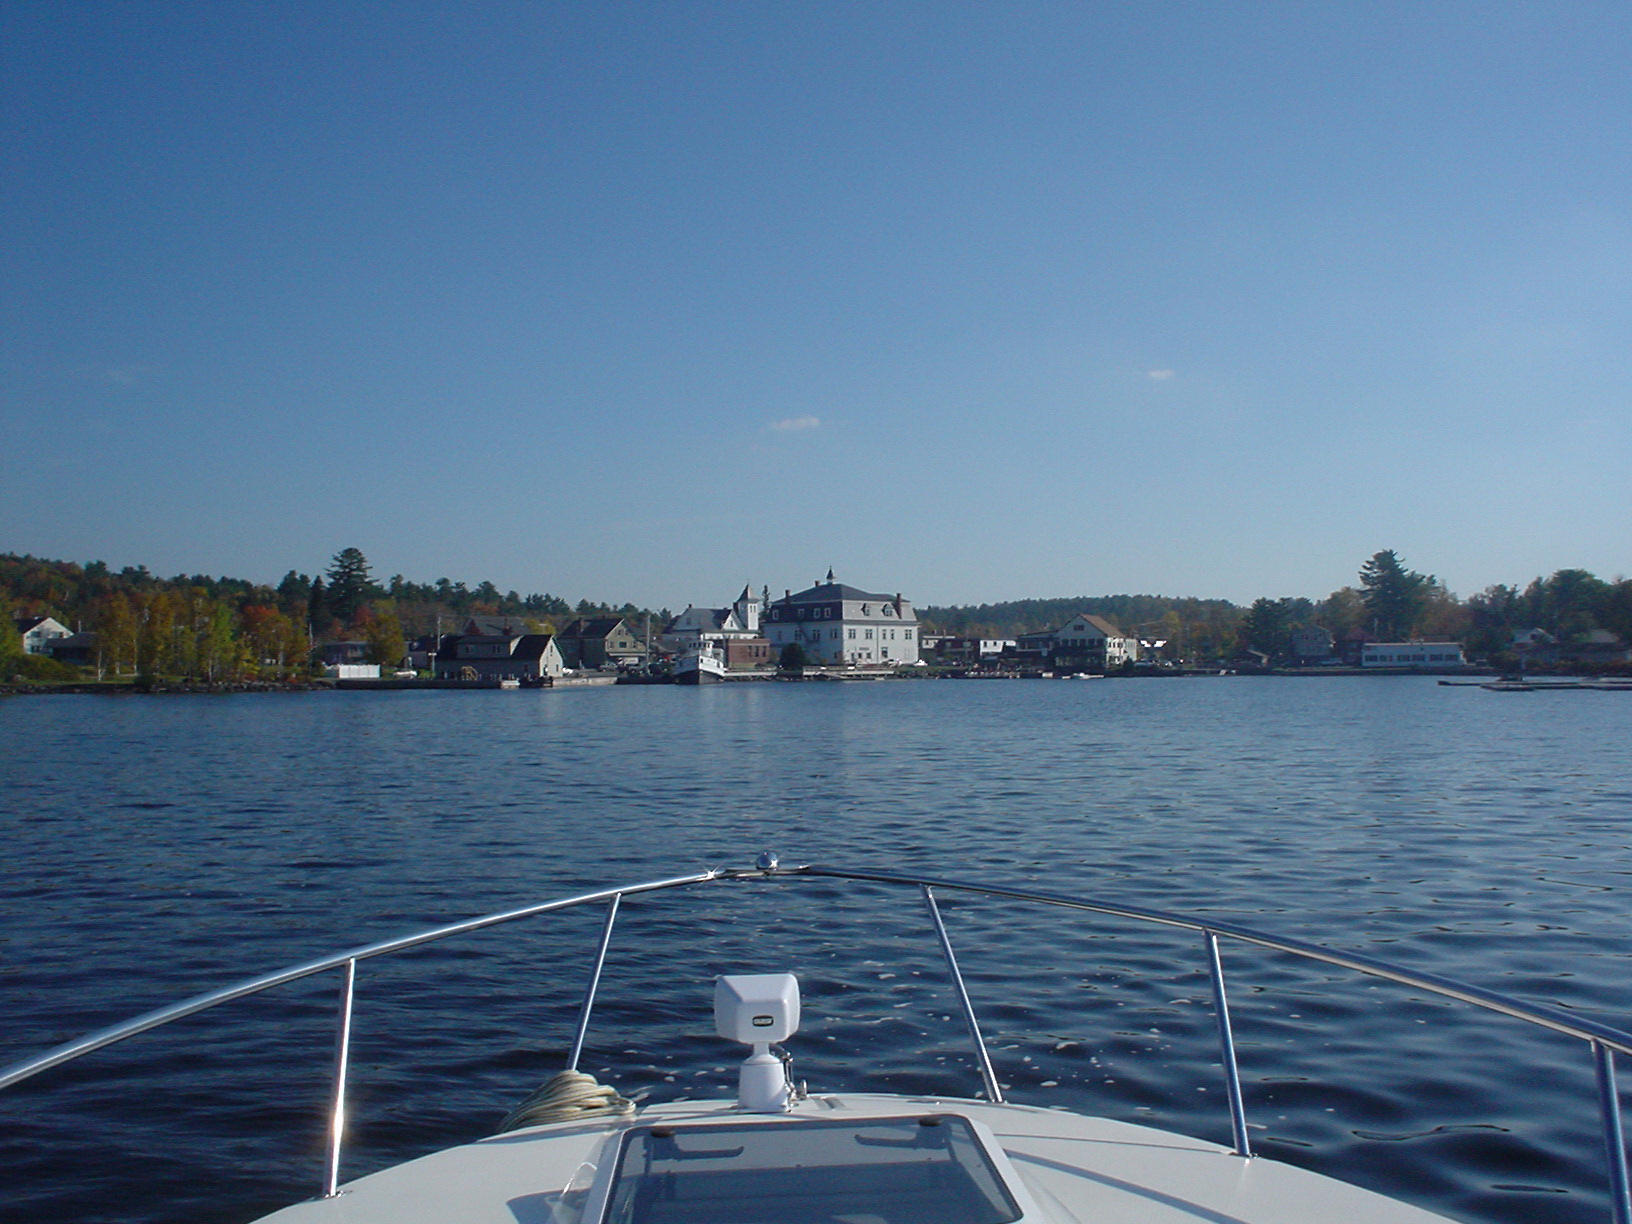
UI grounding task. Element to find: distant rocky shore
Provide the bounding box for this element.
[0,679,334,697]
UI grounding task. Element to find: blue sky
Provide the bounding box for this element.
[3,2,1628,609]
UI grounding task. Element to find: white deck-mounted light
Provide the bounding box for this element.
[714,973,800,1112]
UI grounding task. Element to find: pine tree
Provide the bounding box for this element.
[1359,550,1432,641]
[307,577,328,632]
[325,548,373,624]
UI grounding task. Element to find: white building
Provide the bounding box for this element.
[764,572,920,666]
[662,585,762,651]
[1052,614,1140,668]
[1360,642,1466,669]
[15,616,70,655]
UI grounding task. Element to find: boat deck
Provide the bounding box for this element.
[255,1093,1454,1224]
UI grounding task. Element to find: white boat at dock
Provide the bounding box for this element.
[674,642,727,685]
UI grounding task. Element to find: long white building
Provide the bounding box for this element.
[1360,642,1466,668]
[764,572,920,666]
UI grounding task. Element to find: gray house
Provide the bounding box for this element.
[433,631,564,681]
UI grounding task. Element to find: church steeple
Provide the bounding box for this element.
[735,582,761,633]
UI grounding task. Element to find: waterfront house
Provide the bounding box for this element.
[556,617,644,669]
[15,616,70,655]
[763,571,920,666]
[1053,614,1140,668]
[1360,642,1467,669]
[663,585,763,652]
[931,638,1015,665]
[319,641,371,666]
[1517,629,1630,667]
[433,631,564,681]
[1012,617,1138,671]
[1015,631,1056,659]
[46,631,98,666]
[1291,625,1335,663]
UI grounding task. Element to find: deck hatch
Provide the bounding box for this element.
[599,1113,1024,1224]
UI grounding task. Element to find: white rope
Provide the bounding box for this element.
[498,1069,635,1132]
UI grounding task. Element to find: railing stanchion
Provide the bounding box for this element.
[1205,930,1252,1158]
[922,884,1003,1103]
[323,958,357,1198]
[1595,1040,1632,1224]
[567,893,621,1072]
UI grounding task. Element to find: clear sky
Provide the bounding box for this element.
[3,2,1628,609]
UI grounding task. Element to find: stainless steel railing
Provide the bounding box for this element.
[3,858,1630,1222]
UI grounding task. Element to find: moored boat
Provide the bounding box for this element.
[674,642,727,684]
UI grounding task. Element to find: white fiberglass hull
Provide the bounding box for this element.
[254,1093,1454,1224]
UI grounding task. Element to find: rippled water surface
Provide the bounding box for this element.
[3,677,1631,1223]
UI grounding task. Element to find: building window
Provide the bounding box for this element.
[848,629,856,639]
[865,629,874,640]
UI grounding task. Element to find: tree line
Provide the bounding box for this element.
[6,547,1628,680]
[0,550,671,681]
[918,551,1632,667]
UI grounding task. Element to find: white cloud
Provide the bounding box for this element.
[1146,369,1176,381]
[769,415,821,432]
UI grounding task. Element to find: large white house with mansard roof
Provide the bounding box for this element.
[764,571,920,666]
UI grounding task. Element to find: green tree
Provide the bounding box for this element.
[1602,579,1632,644]
[778,642,808,671]
[1240,598,1294,661]
[1316,587,1366,641]
[363,604,406,667]
[96,592,140,676]
[276,570,312,619]
[325,548,374,624]
[0,589,18,662]
[1359,550,1432,640]
[306,576,329,631]
[1535,569,1609,639]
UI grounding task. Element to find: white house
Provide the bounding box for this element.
[663,585,762,651]
[1052,613,1141,668]
[15,616,70,655]
[763,571,920,666]
[1360,642,1466,669]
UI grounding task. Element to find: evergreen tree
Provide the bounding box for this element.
[307,576,328,632]
[1240,598,1294,661]
[325,548,374,624]
[1359,550,1432,640]
[276,571,312,617]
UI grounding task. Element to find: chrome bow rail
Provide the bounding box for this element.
[4,859,1631,1222]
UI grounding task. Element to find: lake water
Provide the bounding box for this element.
[2,677,1630,1224]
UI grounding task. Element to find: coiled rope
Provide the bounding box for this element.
[498,1069,636,1132]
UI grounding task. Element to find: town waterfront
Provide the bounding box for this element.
[3,677,1631,1224]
